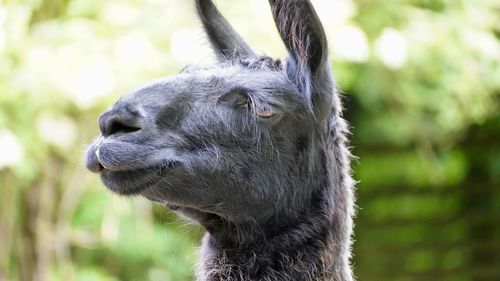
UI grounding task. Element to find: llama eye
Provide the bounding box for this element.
[257,111,275,119]
[246,100,275,119]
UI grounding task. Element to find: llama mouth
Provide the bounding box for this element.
[85,140,180,195]
[100,161,178,195]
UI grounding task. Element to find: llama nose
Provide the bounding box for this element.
[99,105,142,137]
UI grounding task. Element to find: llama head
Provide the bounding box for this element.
[85,0,335,242]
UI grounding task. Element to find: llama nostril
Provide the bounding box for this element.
[100,114,141,137]
[104,119,141,136]
[108,120,141,135]
[99,103,143,137]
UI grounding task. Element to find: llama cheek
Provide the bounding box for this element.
[155,104,185,130]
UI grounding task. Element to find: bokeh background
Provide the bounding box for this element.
[1,0,499,280]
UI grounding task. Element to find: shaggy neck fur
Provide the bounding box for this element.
[197,111,354,281]
[198,207,336,281]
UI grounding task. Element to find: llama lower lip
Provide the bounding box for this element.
[100,167,158,195]
[99,161,177,195]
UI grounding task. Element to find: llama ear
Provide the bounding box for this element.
[269,0,328,74]
[196,0,255,60]
[269,0,332,116]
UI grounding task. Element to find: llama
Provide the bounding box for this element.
[85,0,356,280]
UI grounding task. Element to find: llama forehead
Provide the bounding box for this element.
[183,64,296,93]
[120,64,300,110]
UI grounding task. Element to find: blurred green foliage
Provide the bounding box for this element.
[0,0,498,281]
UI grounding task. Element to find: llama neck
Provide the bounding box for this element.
[197,195,351,281]
[197,115,354,281]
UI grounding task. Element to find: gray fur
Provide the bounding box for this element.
[85,1,356,280]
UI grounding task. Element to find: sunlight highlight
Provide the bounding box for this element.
[115,33,160,64]
[36,113,77,149]
[102,2,139,26]
[0,130,24,169]
[375,28,408,69]
[332,25,369,62]
[315,0,357,28]
[0,4,6,53]
[170,28,212,64]
[70,57,116,108]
